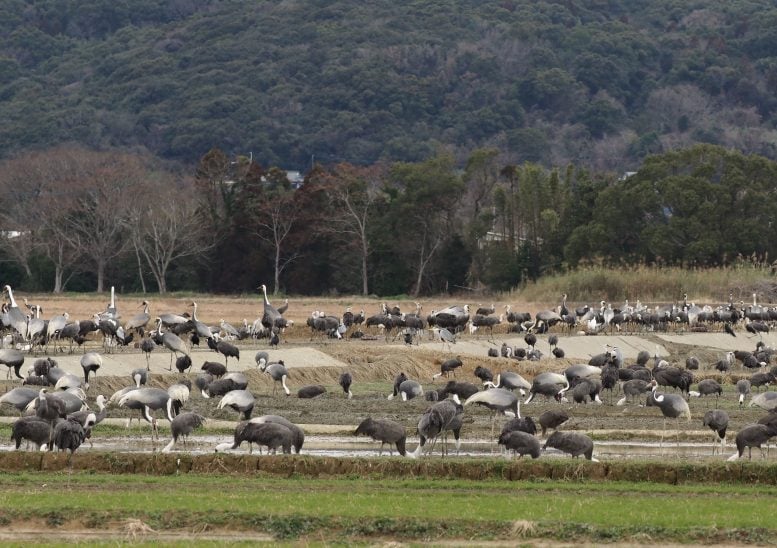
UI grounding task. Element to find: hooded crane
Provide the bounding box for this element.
[261,360,291,396]
[727,423,777,461]
[524,372,569,404]
[539,409,570,437]
[162,412,206,452]
[498,431,541,459]
[737,379,751,407]
[249,415,304,454]
[410,396,462,458]
[543,431,598,461]
[140,338,156,370]
[354,417,407,456]
[52,417,88,462]
[0,349,24,380]
[702,409,729,455]
[647,380,691,449]
[432,356,463,379]
[338,372,353,399]
[215,421,293,454]
[464,388,519,440]
[11,416,52,450]
[213,339,239,367]
[298,385,326,399]
[689,379,722,405]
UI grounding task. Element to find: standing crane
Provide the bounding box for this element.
[154,318,189,371]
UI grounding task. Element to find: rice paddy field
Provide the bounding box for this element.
[3,285,777,544]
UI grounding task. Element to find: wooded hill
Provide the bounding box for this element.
[1,0,777,172]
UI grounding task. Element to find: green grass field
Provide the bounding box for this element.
[1,466,775,544]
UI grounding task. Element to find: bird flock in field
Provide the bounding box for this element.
[2,284,777,462]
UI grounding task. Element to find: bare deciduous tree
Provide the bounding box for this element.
[318,163,384,296]
[127,177,211,294]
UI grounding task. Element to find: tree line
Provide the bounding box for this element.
[1,143,775,296]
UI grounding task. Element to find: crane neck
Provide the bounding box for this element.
[6,286,17,308]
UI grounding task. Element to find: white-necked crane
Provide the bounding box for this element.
[261,360,291,396]
[218,390,256,419]
[3,285,29,340]
[647,380,691,450]
[117,387,176,440]
[80,352,102,390]
[464,388,519,441]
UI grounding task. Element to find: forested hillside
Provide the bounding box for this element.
[1,0,777,171]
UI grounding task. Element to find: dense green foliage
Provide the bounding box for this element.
[1,1,777,171]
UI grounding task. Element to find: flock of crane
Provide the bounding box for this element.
[2,283,777,463]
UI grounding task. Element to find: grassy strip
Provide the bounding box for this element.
[0,472,774,543]
[516,264,772,302]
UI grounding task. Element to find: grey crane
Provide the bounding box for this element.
[259,284,283,330]
[647,380,691,449]
[154,318,189,371]
[433,356,463,379]
[162,412,206,452]
[11,416,52,450]
[52,417,88,462]
[250,415,304,454]
[431,327,456,351]
[298,385,326,398]
[539,409,570,437]
[727,423,777,461]
[218,389,256,419]
[484,371,531,395]
[464,388,519,440]
[338,372,353,399]
[543,431,598,461]
[80,352,102,390]
[125,300,151,334]
[140,338,156,370]
[702,409,729,455]
[498,431,541,459]
[410,396,462,458]
[690,379,722,405]
[749,391,777,411]
[0,387,39,414]
[354,417,407,456]
[0,348,24,380]
[261,360,291,396]
[737,379,751,407]
[215,421,293,454]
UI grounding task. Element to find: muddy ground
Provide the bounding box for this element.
[3,294,777,457]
